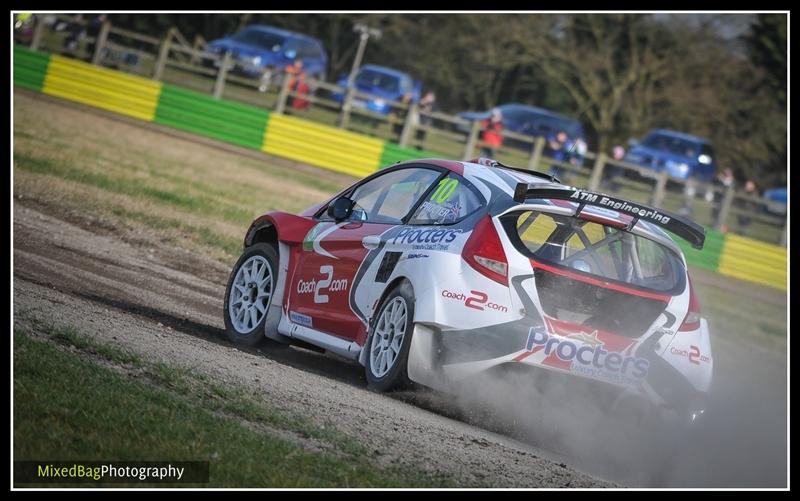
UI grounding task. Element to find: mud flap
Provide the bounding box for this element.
[407,324,446,390]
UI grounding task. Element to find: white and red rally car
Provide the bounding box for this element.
[224,158,713,425]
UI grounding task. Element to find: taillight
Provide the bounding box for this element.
[678,276,701,331]
[462,216,508,286]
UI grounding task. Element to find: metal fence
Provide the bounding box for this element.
[25,14,787,246]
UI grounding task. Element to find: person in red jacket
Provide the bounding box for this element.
[480,108,504,158]
[291,72,311,112]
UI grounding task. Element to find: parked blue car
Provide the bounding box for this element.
[624,129,716,182]
[763,187,787,216]
[207,25,328,81]
[455,103,586,152]
[331,64,422,115]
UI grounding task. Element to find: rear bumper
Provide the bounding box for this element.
[407,320,711,423]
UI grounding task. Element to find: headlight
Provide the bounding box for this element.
[677,163,689,173]
[373,99,386,107]
[251,56,262,65]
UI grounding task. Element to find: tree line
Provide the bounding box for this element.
[104,13,787,188]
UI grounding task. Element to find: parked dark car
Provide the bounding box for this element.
[206,25,328,82]
[624,129,716,182]
[455,103,586,152]
[331,64,422,116]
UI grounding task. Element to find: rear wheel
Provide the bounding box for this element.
[223,243,278,347]
[365,281,415,392]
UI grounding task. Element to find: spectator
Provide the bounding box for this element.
[737,180,759,234]
[285,60,304,108]
[602,145,626,192]
[710,168,736,225]
[62,14,86,55]
[415,91,437,150]
[570,136,588,166]
[85,14,107,59]
[547,130,570,179]
[480,108,504,158]
[290,72,311,112]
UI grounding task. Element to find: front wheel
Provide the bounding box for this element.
[365,281,415,392]
[223,243,278,347]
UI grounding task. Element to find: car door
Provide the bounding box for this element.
[287,166,443,342]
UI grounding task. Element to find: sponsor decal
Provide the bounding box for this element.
[418,200,459,221]
[289,311,313,327]
[441,289,508,313]
[569,189,671,225]
[402,253,430,260]
[391,227,463,251]
[296,265,349,304]
[524,326,650,384]
[670,345,711,365]
[302,222,342,259]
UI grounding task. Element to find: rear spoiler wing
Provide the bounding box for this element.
[513,185,706,249]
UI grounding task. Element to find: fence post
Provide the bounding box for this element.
[587,153,606,191]
[91,21,111,65]
[30,18,45,51]
[527,136,546,171]
[399,103,417,148]
[152,27,174,81]
[338,87,355,129]
[274,74,293,115]
[651,171,668,207]
[191,35,205,65]
[461,120,481,161]
[780,219,787,247]
[212,51,232,100]
[714,184,735,232]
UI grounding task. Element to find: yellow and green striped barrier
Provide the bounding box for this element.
[12,44,787,290]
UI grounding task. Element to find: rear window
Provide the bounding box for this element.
[510,210,684,293]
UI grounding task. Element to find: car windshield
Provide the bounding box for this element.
[356,70,401,93]
[642,133,699,158]
[231,29,286,52]
[512,210,684,293]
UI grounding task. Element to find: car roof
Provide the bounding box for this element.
[500,103,581,124]
[647,128,709,144]
[244,24,323,44]
[359,64,412,80]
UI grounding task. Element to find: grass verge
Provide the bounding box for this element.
[14,319,452,487]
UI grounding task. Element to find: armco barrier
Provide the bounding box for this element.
[155,84,269,150]
[42,54,162,122]
[263,114,383,178]
[13,45,50,91]
[718,234,787,290]
[13,44,787,290]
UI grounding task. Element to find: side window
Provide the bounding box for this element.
[347,168,441,224]
[409,173,482,225]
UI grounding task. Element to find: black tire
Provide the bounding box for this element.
[365,280,415,392]
[223,243,279,347]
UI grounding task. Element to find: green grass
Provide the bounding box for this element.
[14,320,451,487]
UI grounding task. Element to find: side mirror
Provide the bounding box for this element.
[327,197,354,221]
